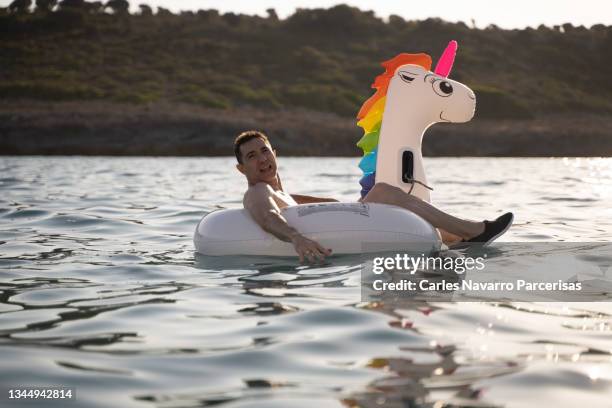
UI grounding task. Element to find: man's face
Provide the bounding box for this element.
[236,137,278,184]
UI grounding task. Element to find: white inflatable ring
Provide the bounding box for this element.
[194,202,441,256]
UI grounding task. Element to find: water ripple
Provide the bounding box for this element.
[0,156,611,407]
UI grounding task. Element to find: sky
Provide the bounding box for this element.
[2,0,611,29]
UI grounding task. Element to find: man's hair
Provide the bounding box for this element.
[234,130,270,164]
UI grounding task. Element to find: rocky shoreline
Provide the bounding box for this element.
[1,101,611,157]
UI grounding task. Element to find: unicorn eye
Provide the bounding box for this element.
[432,80,453,97]
[398,71,415,84]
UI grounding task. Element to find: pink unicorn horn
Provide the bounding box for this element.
[434,40,458,78]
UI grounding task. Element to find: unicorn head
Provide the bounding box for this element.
[357,41,476,202]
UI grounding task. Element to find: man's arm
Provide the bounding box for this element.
[290,194,339,204]
[244,183,332,262]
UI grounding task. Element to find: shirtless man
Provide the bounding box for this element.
[236,130,513,263]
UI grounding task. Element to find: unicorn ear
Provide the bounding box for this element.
[434,40,458,78]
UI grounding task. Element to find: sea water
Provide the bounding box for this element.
[1,156,611,407]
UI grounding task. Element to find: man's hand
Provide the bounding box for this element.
[244,183,333,263]
[290,233,332,263]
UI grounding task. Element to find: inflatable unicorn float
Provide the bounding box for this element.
[357,40,474,202]
[195,41,477,256]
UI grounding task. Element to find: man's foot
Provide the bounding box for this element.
[464,212,514,246]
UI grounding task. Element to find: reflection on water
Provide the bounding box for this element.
[1,157,612,407]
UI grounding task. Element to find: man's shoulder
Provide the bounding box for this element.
[243,182,274,205]
[245,182,275,196]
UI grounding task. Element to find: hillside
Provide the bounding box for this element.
[1,3,611,155]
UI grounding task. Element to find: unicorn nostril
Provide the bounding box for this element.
[468,91,476,100]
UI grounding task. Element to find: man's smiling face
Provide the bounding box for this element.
[236,137,278,185]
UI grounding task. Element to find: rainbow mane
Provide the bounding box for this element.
[356,53,432,198]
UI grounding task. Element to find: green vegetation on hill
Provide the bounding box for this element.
[1,2,612,119]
